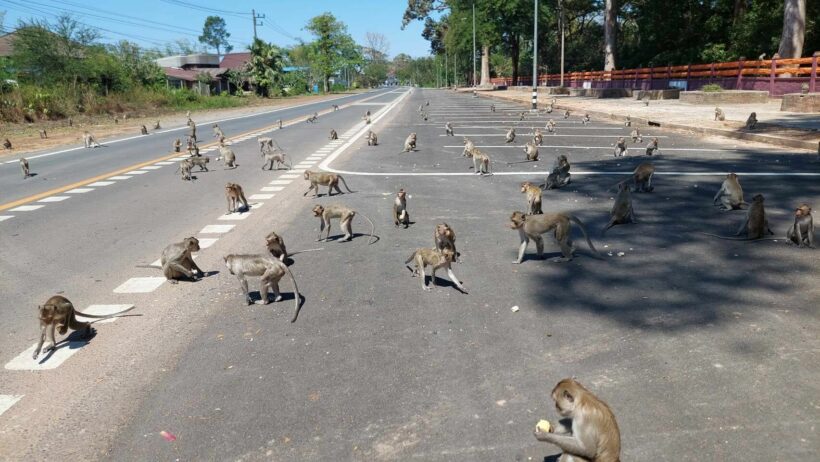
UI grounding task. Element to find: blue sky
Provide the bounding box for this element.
[0,0,433,57]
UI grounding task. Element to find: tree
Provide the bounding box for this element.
[777,0,806,58]
[603,0,617,70]
[247,38,284,96]
[199,16,233,58]
[304,13,357,92]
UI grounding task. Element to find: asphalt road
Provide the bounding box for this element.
[0,87,817,461]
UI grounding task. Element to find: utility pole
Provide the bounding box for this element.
[445,53,449,87]
[532,0,538,110]
[472,2,477,87]
[559,0,565,87]
[252,9,265,40]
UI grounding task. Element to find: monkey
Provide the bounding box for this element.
[418,104,424,113]
[714,107,726,121]
[445,122,454,136]
[20,158,30,179]
[434,223,458,261]
[786,204,815,248]
[136,237,205,283]
[519,111,526,121]
[177,159,193,180]
[546,119,556,133]
[544,155,571,190]
[306,112,318,123]
[217,142,238,168]
[258,137,274,154]
[519,141,539,162]
[624,115,631,127]
[303,170,354,197]
[39,129,48,139]
[393,189,410,228]
[630,162,655,193]
[364,114,372,124]
[505,127,516,143]
[758,52,767,60]
[402,133,417,153]
[746,112,758,129]
[186,110,191,120]
[563,109,570,119]
[490,103,496,112]
[265,231,289,261]
[277,119,283,129]
[645,137,659,156]
[262,150,290,170]
[367,130,378,146]
[630,128,643,143]
[154,120,161,130]
[223,254,302,321]
[614,137,628,157]
[713,173,747,210]
[703,194,775,240]
[188,156,210,172]
[83,131,100,148]
[332,104,339,111]
[187,119,197,141]
[470,148,492,175]
[462,137,475,157]
[545,103,553,114]
[173,138,182,153]
[509,211,601,264]
[582,113,590,125]
[422,112,428,121]
[212,123,224,139]
[602,182,637,235]
[521,181,543,215]
[329,129,338,140]
[533,128,543,146]
[33,295,137,360]
[405,248,467,293]
[425,100,430,107]
[533,378,621,462]
[225,182,249,213]
[113,116,119,124]
[140,125,148,135]
[312,204,375,244]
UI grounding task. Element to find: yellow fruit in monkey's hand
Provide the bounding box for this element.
[536,419,551,433]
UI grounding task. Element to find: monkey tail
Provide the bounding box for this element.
[282,263,302,323]
[359,213,376,245]
[568,215,603,258]
[404,250,418,265]
[339,176,355,193]
[74,305,137,319]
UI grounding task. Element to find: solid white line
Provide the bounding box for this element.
[66,188,94,193]
[37,196,70,203]
[0,395,23,416]
[0,215,13,221]
[443,145,728,152]
[107,175,132,180]
[9,204,44,211]
[87,181,115,187]
[445,134,668,138]
[200,224,235,233]
[417,124,622,130]
[113,277,166,293]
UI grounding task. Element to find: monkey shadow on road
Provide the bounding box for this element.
[36,328,97,365]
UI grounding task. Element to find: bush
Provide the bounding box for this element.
[701,84,723,93]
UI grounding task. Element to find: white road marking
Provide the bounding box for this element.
[125,170,148,175]
[0,395,23,416]
[218,212,251,221]
[268,180,292,185]
[66,188,94,194]
[114,277,166,293]
[76,304,135,325]
[197,238,218,248]
[260,187,280,192]
[443,145,728,152]
[0,215,13,221]
[168,157,189,161]
[107,175,132,180]
[249,194,275,200]
[278,174,300,179]
[87,181,115,187]
[155,161,175,165]
[200,224,236,234]
[306,156,324,160]
[352,102,389,105]
[250,202,263,209]
[416,124,621,130]
[295,163,315,168]
[37,196,70,203]
[10,204,44,211]
[142,165,162,170]
[444,134,668,138]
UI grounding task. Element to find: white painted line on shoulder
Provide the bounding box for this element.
[66,188,94,194]
[200,224,236,234]
[108,175,133,180]
[87,181,115,187]
[142,165,162,170]
[113,277,166,293]
[249,194,275,200]
[198,238,218,248]
[218,212,251,221]
[443,145,730,152]
[10,204,44,212]
[125,170,148,175]
[76,304,135,325]
[0,395,23,416]
[0,215,13,221]
[265,186,286,191]
[278,174,300,179]
[155,161,175,165]
[37,196,70,203]
[260,187,280,192]
[444,134,668,138]
[268,180,292,185]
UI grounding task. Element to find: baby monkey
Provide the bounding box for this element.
[521,181,543,215]
[393,189,410,228]
[434,223,458,261]
[405,248,467,293]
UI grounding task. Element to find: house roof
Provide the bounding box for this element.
[220,52,251,70]
[0,32,18,57]
[162,67,227,82]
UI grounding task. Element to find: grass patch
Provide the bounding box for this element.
[700,84,723,93]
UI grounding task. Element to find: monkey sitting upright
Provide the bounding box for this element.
[786,204,814,248]
[393,189,410,228]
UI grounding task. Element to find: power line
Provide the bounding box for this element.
[160,0,249,18]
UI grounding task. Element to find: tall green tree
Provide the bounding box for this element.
[199,16,233,58]
[304,13,358,92]
[247,38,284,96]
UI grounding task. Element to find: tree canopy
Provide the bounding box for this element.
[199,16,233,57]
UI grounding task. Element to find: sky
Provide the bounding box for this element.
[0,0,434,58]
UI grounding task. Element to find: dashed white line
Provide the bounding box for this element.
[10,205,45,212]
[0,215,13,221]
[249,194,275,200]
[37,196,70,203]
[442,145,730,152]
[66,188,94,194]
[200,224,236,234]
[218,213,251,221]
[0,395,23,416]
[125,170,149,175]
[113,277,166,293]
[87,181,115,187]
[278,174,300,179]
[268,180,292,185]
[142,165,162,170]
[260,187,280,192]
[108,175,133,180]
[155,161,175,165]
[197,238,218,248]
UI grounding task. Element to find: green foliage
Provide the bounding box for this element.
[701,83,724,92]
[304,12,360,92]
[247,38,285,96]
[281,70,309,95]
[199,16,233,57]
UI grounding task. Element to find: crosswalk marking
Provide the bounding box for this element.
[66,188,94,194]
[10,205,44,211]
[107,175,133,180]
[0,395,23,416]
[218,212,251,221]
[113,277,166,293]
[141,165,162,170]
[37,196,70,203]
[125,170,148,175]
[87,181,115,187]
[200,224,235,234]
[249,194,275,200]
[0,215,13,221]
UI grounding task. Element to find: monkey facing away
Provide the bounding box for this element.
[469,148,492,175]
[645,137,659,156]
[312,204,375,244]
[713,173,746,210]
[521,181,543,215]
[546,119,556,133]
[630,128,642,143]
[405,248,467,293]
[703,194,775,240]
[715,107,726,121]
[509,211,601,264]
[631,162,655,193]
[602,182,637,235]
[217,142,238,169]
[225,182,250,213]
[613,137,627,157]
[544,155,571,190]
[212,123,224,139]
[745,112,758,129]
[173,138,182,152]
[434,223,458,261]
[140,125,148,135]
[33,295,136,360]
[786,204,814,248]
[20,158,31,178]
[533,378,621,462]
[154,120,161,130]
[223,254,302,322]
[393,189,410,228]
[39,129,48,139]
[177,159,193,180]
[303,170,354,197]
[563,109,570,119]
[367,130,378,146]
[265,231,288,261]
[402,133,418,152]
[624,115,631,127]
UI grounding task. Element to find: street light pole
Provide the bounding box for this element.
[532,0,538,110]
[472,2,476,87]
[559,0,565,88]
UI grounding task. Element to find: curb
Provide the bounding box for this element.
[479,91,820,153]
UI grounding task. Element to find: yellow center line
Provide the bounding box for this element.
[0,100,358,212]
